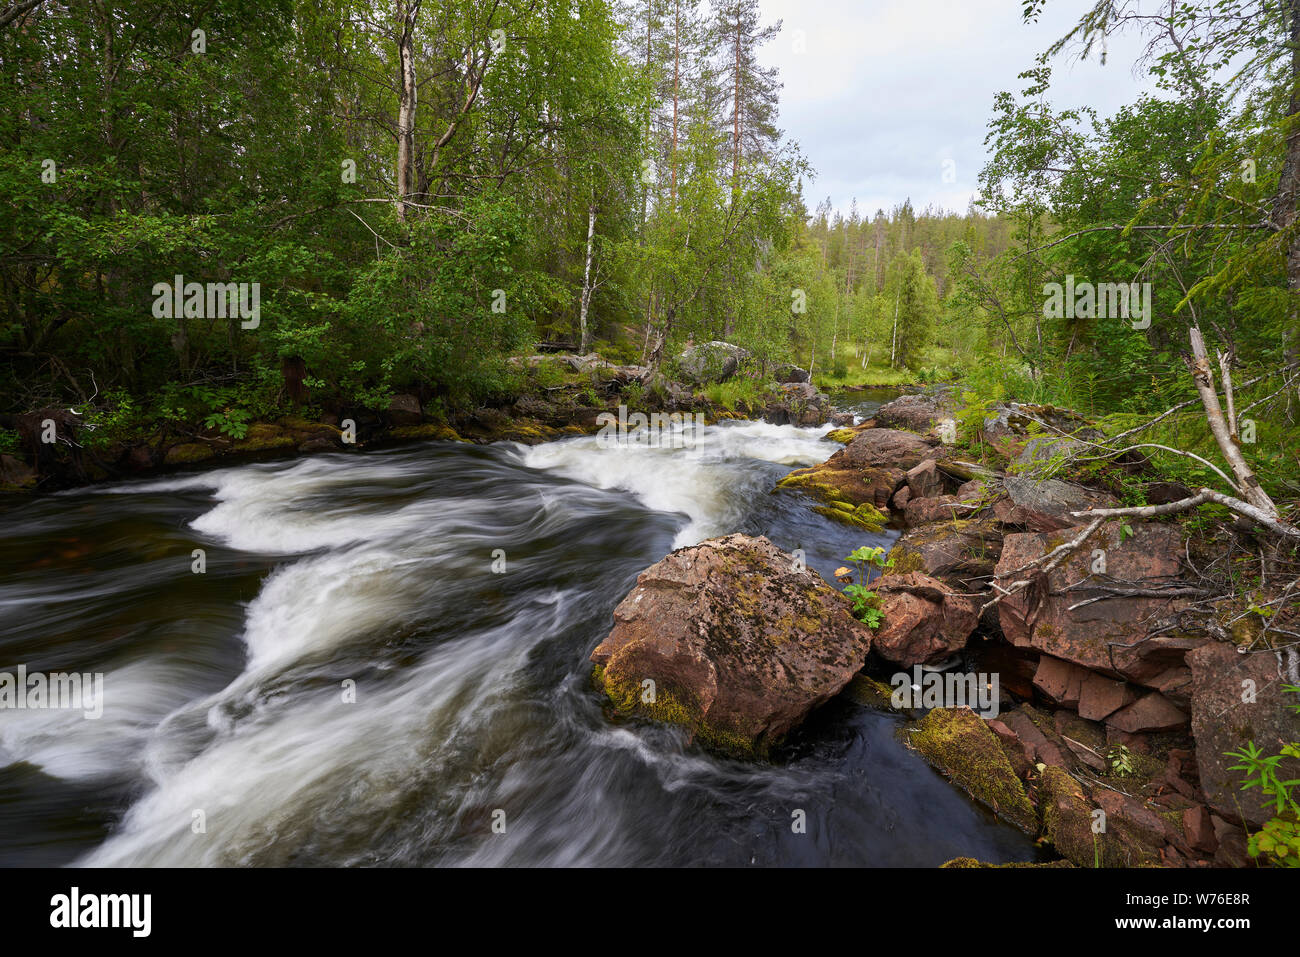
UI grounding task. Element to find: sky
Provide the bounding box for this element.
[757,0,1162,217]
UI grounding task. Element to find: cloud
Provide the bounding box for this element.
[758,0,1160,215]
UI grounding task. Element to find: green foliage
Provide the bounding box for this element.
[839,546,893,629]
[1107,744,1135,777]
[1227,686,1300,868]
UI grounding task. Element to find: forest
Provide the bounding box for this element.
[3,0,1297,506]
[1,0,1300,881]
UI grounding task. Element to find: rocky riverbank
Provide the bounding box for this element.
[0,341,844,494]
[587,390,1300,868]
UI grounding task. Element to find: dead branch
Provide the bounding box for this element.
[1070,488,1300,540]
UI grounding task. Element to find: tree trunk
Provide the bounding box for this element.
[395,0,420,220]
[732,19,741,192]
[1272,0,1300,294]
[1188,326,1278,518]
[578,204,596,354]
[671,0,679,201]
[890,293,899,367]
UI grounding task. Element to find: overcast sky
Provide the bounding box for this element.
[757,0,1161,217]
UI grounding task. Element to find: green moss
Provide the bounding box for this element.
[814,501,887,532]
[592,664,763,759]
[909,708,1038,832]
[884,545,927,575]
[843,674,898,710]
[1038,766,1163,868]
[941,857,1074,869]
[825,428,857,444]
[388,423,465,441]
[164,442,216,465]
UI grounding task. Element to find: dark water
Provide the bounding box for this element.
[0,400,1040,866]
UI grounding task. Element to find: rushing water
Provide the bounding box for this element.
[0,395,1041,867]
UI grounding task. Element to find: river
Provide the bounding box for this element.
[0,391,1041,866]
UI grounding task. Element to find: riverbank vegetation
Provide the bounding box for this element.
[0,0,1298,512]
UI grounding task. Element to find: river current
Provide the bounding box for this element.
[0,395,1041,866]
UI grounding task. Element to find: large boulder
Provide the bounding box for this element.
[676,341,751,385]
[1188,642,1300,828]
[993,475,1118,531]
[776,428,935,512]
[994,522,1204,686]
[874,393,954,434]
[842,428,936,471]
[589,534,873,756]
[870,572,980,667]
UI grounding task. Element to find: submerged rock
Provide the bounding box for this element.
[589,534,872,756]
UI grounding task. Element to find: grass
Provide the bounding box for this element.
[812,345,957,390]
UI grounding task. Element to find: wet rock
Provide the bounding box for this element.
[776,428,934,511]
[908,707,1038,832]
[870,572,980,667]
[1188,641,1300,827]
[590,534,872,756]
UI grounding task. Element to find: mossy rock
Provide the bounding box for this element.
[1038,766,1163,867]
[824,428,857,444]
[388,423,465,441]
[813,501,887,532]
[909,707,1038,833]
[234,423,297,453]
[940,857,1074,868]
[164,442,217,465]
[592,664,761,758]
[277,414,327,432]
[843,674,899,710]
[883,545,927,576]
